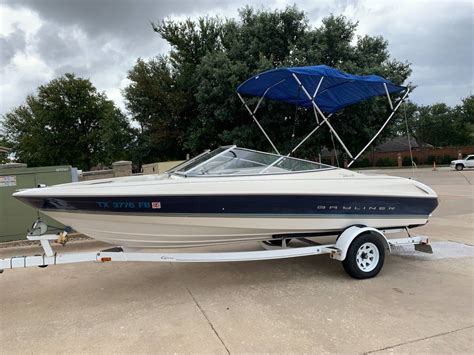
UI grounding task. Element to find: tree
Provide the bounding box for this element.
[391,95,474,147]
[123,57,187,164]
[455,95,474,144]
[458,95,474,123]
[3,74,133,170]
[124,6,412,162]
[415,96,474,146]
[0,135,11,164]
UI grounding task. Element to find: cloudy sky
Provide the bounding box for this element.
[0,0,472,119]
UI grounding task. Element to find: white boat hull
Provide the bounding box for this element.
[45,210,431,248]
[15,166,438,249]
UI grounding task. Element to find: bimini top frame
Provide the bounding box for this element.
[236,65,410,167]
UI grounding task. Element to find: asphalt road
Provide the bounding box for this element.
[1,167,473,354]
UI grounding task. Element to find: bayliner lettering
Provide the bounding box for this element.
[316,205,396,211]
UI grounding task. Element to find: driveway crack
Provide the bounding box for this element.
[460,171,472,185]
[187,287,231,354]
[364,324,474,354]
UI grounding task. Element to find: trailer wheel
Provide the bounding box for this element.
[455,164,464,171]
[342,233,385,279]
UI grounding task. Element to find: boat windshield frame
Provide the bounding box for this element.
[170,146,335,177]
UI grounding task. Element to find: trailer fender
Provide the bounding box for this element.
[332,226,390,261]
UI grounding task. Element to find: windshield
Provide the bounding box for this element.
[172,146,333,176]
[171,146,230,173]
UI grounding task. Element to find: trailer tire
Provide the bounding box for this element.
[342,233,385,279]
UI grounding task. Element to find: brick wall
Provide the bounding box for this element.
[366,145,474,166]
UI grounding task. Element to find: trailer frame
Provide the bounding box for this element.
[0,222,432,279]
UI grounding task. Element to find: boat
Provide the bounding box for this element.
[13,65,439,249]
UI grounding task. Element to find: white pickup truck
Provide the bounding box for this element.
[451,154,474,171]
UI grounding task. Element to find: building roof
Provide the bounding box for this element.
[375,136,433,152]
[374,136,420,152]
[319,136,430,158]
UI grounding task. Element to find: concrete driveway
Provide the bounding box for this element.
[1,168,473,353]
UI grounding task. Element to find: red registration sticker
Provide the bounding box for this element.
[152,202,161,209]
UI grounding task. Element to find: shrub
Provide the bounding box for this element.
[441,155,453,164]
[351,157,372,168]
[376,157,396,167]
[403,156,418,166]
[426,155,436,164]
[424,154,454,165]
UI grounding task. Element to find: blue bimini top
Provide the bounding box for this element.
[236,65,406,113]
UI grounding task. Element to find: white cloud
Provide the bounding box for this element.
[0,4,42,35]
[339,0,473,105]
[0,0,472,122]
[0,5,54,112]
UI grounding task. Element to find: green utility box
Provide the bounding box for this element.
[0,164,75,242]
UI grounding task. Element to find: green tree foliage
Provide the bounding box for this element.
[394,96,474,147]
[124,6,411,162]
[3,74,133,170]
[422,96,474,146]
[123,56,189,163]
[459,95,474,122]
[0,135,11,164]
[456,95,474,143]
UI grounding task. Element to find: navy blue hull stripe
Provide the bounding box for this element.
[18,194,438,216]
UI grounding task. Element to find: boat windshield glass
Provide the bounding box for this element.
[172,146,333,176]
[171,146,230,173]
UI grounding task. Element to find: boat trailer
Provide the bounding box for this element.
[0,221,432,279]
